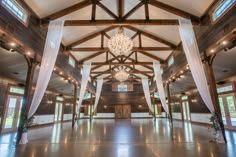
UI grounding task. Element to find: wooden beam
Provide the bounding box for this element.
[104,32,111,39]
[131,31,139,40]
[91,2,96,21]
[78,51,105,63]
[101,32,104,48]
[60,19,185,26]
[125,25,177,48]
[138,32,142,48]
[42,0,95,20]
[147,0,200,22]
[123,52,134,62]
[137,51,164,62]
[144,2,149,21]
[118,0,124,18]
[91,70,153,74]
[67,26,116,48]
[97,2,118,19]
[71,47,173,51]
[123,2,143,19]
[89,62,153,66]
[91,55,122,71]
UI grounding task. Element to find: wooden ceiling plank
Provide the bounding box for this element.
[125,25,177,48]
[123,2,144,19]
[42,0,96,20]
[97,2,118,19]
[147,0,200,22]
[67,26,116,48]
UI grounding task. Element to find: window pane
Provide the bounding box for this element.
[212,0,235,21]
[1,0,28,24]
[69,56,75,67]
[168,56,174,66]
[9,86,24,94]
[118,84,128,92]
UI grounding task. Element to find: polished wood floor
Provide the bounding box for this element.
[0,119,236,157]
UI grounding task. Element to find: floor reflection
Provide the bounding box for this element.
[0,119,235,157]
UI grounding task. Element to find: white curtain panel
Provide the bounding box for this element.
[153,62,169,114]
[76,62,91,112]
[93,78,104,112]
[178,19,214,113]
[141,78,153,112]
[28,20,64,118]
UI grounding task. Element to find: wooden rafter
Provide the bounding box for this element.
[131,31,139,39]
[97,2,118,19]
[123,2,143,19]
[91,55,122,71]
[67,26,116,48]
[118,0,124,18]
[144,2,149,20]
[42,0,98,20]
[42,19,199,27]
[91,70,153,74]
[88,62,153,66]
[123,52,134,62]
[146,0,200,22]
[91,2,96,21]
[125,25,177,48]
[70,47,173,51]
[78,51,105,63]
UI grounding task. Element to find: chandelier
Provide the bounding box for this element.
[108,26,133,55]
[114,68,129,82]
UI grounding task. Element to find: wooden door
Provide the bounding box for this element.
[115,105,131,119]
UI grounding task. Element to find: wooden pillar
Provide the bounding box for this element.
[204,53,227,143]
[166,83,173,123]
[16,56,37,143]
[152,93,156,121]
[72,84,77,127]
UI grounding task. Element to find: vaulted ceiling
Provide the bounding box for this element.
[24,0,214,82]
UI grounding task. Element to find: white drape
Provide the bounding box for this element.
[77,62,91,112]
[93,78,103,112]
[141,78,153,112]
[28,20,64,118]
[153,62,169,114]
[178,19,214,113]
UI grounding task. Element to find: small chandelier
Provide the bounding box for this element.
[114,68,129,82]
[108,26,133,55]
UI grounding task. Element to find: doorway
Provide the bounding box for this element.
[182,101,191,121]
[115,105,131,119]
[54,102,63,122]
[218,94,236,130]
[2,95,23,133]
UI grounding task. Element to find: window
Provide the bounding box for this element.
[118,84,128,92]
[56,96,64,101]
[168,56,174,67]
[9,86,24,94]
[154,92,160,99]
[84,92,91,100]
[68,56,75,68]
[1,0,28,24]
[181,95,188,100]
[212,0,235,21]
[217,85,233,93]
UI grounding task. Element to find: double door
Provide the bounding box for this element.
[219,94,236,129]
[115,105,131,119]
[2,95,23,133]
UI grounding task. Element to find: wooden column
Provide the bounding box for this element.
[166,83,173,123]
[72,84,77,127]
[16,56,37,143]
[204,53,227,143]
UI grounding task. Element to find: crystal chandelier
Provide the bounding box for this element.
[108,26,133,55]
[114,68,129,82]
